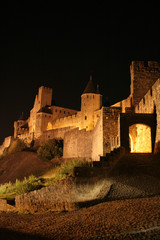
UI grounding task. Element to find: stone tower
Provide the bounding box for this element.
[29,86,53,134]
[81,75,102,130]
[130,61,160,107]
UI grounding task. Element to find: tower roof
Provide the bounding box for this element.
[83,75,96,94]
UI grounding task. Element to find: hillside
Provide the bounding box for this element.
[0,152,53,184]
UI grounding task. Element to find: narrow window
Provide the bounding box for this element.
[143,97,145,104]
[85,116,87,120]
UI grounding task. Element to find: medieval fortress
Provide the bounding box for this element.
[1,61,160,160]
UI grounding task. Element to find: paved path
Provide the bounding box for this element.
[0,196,160,239]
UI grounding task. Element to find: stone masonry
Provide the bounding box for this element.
[1,61,160,159]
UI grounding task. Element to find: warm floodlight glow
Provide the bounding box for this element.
[47,122,52,130]
[129,124,152,153]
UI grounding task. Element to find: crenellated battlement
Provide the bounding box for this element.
[130,61,160,107]
[7,60,160,161]
[130,61,160,71]
[39,86,53,93]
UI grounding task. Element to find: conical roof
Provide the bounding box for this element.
[83,75,96,94]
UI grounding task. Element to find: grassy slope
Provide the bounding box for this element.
[0,151,53,184]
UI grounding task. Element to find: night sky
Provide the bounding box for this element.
[0,2,160,144]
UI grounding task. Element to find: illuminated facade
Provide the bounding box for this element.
[14,75,102,140]
[1,61,160,160]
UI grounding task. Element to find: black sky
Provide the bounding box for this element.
[0,2,160,144]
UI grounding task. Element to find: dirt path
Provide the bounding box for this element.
[0,196,160,239]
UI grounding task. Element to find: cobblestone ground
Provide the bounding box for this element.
[0,196,160,239]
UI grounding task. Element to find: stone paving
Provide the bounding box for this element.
[0,196,160,239]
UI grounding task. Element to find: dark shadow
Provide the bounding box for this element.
[0,228,48,240]
[153,104,157,152]
[104,153,160,201]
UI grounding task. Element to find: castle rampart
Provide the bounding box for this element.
[0,136,14,155]
[2,61,160,160]
[135,78,160,152]
[103,107,121,154]
[130,61,160,107]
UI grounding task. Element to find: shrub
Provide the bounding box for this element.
[15,175,43,195]
[37,138,63,161]
[0,181,15,195]
[54,159,90,182]
[0,175,43,197]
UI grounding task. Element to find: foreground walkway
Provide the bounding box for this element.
[0,196,160,239]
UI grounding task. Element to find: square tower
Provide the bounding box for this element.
[130,61,160,106]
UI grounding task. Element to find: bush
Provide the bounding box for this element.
[0,175,43,197]
[15,175,43,195]
[0,181,15,195]
[37,139,63,161]
[54,159,90,182]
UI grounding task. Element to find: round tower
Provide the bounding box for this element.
[81,75,102,130]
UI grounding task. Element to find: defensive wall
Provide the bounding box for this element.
[63,109,103,161]
[119,113,156,153]
[37,126,73,145]
[0,107,122,161]
[135,78,160,152]
[51,112,81,130]
[0,136,14,155]
[130,61,160,107]
[103,107,121,154]
[63,107,121,161]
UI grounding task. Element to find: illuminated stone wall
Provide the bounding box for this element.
[63,107,121,160]
[130,61,160,107]
[111,96,132,113]
[28,89,102,137]
[129,124,152,153]
[135,79,160,152]
[103,107,121,154]
[11,61,160,158]
[0,136,14,155]
[63,128,93,159]
[63,109,103,161]
[37,126,73,145]
[80,93,102,130]
[51,112,81,130]
[29,86,53,133]
[92,109,103,161]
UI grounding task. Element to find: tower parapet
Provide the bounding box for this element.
[130,61,160,107]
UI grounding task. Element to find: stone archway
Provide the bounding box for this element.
[129,124,152,153]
